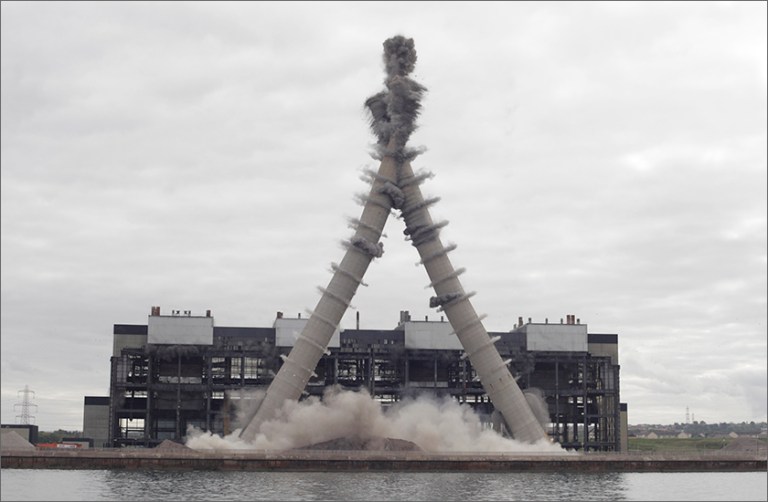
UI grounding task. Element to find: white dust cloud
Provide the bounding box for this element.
[185,386,572,454]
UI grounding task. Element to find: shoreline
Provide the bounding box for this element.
[2,449,765,472]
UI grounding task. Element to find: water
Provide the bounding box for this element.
[1,470,766,501]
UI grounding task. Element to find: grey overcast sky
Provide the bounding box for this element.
[1,1,766,431]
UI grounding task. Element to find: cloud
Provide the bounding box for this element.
[1,1,765,430]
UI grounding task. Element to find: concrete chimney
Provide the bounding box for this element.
[240,36,549,446]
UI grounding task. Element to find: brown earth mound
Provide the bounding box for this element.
[298,436,422,452]
[722,437,767,454]
[154,439,192,450]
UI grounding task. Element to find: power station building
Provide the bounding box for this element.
[83,307,627,452]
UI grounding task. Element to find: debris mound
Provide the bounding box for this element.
[1,430,36,451]
[298,435,422,452]
[155,439,192,450]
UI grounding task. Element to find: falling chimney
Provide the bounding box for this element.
[238,36,550,445]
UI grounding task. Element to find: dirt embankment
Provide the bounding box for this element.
[721,437,767,454]
[296,436,422,452]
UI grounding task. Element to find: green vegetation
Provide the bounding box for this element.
[37,429,82,443]
[628,436,767,453]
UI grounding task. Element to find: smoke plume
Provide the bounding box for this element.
[365,35,427,152]
[186,386,571,454]
[383,35,417,77]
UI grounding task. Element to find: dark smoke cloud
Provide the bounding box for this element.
[364,92,391,144]
[365,36,427,152]
[383,35,417,77]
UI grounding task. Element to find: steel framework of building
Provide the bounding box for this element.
[104,312,622,451]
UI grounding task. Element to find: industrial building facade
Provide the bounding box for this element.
[84,307,626,451]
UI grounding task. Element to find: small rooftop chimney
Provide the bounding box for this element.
[276,311,283,319]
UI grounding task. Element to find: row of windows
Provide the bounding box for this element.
[122,390,242,400]
[211,356,270,379]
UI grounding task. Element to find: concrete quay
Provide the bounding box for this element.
[2,449,766,472]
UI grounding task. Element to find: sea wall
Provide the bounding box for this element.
[2,449,765,472]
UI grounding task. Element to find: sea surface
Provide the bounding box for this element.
[0,469,766,501]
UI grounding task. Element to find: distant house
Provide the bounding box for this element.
[677,432,692,439]
[645,432,659,439]
[728,431,739,438]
